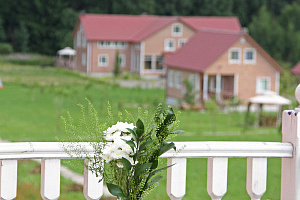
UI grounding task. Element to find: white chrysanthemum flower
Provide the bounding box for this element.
[116,161,124,168]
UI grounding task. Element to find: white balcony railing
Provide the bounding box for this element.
[2,87,300,200]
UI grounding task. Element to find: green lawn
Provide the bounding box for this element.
[0,62,282,199]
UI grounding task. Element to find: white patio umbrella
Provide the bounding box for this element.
[57,47,76,56]
[246,91,291,127]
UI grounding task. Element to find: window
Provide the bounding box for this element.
[229,48,241,64]
[77,31,81,47]
[244,48,256,64]
[144,56,152,70]
[168,70,174,87]
[172,23,183,36]
[178,39,187,48]
[98,41,105,48]
[156,56,164,70]
[256,77,270,94]
[164,39,175,52]
[119,54,126,67]
[189,74,195,91]
[97,41,127,49]
[98,55,108,67]
[175,72,182,89]
[82,53,86,65]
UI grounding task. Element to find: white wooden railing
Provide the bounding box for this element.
[2,86,300,200]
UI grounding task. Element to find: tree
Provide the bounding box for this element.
[114,51,121,77]
[0,18,6,42]
[248,6,285,61]
[14,23,29,52]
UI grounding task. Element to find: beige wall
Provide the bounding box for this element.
[204,37,278,104]
[166,67,201,100]
[89,42,129,74]
[144,22,195,55]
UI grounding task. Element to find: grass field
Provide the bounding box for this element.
[0,61,282,199]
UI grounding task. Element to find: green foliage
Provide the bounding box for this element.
[0,18,6,42]
[14,23,29,52]
[0,43,13,54]
[103,105,181,200]
[183,78,195,105]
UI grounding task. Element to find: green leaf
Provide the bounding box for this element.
[122,157,132,173]
[107,183,126,197]
[127,128,138,142]
[136,119,144,137]
[121,139,136,152]
[171,130,184,134]
[150,159,158,170]
[135,163,152,177]
[139,140,153,151]
[158,142,175,156]
[147,175,163,188]
[149,164,175,177]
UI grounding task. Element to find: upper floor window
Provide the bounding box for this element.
[98,41,127,49]
[178,39,187,48]
[144,56,152,70]
[168,70,174,87]
[256,77,270,94]
[98,54,108,67]
[244,48,256,64]
[229,48,241,64]
[164,39,175,52]
[172,23,183,36]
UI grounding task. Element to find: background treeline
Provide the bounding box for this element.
[0,0,300,67]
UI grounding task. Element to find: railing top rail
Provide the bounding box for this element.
[0,141,293,160]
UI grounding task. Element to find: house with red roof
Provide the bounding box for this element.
[164,29,283,106]
[72,14,241,78]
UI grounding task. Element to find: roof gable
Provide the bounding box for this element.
[164,29,241,72]
[164,29,283,73]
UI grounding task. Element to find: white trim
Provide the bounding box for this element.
[275,72,280,94]
[244,48,256,64]
[97,41,127,49]
[256,77,271,94]
[228,48,241,64]
[164,39,176,52]
[203,74,208,100]
[171,23,183,37]
[98,54,109,67]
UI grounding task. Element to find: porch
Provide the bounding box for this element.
[203,74,238,103]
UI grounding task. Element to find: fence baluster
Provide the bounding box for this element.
[41,159,60,200]
[167,158,187,200]
[0,160,17,200]
[207,157,228,200]
[83,159,103,200]
[246,157,267,200]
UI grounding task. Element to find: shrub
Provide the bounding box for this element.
[0,43,13,54]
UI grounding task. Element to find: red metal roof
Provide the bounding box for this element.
[292,62,300,75]
[179,16,241,31]
[163,29,242,72]
[79,14,241,42]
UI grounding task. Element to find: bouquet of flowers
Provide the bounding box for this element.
[62,102,181,200]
